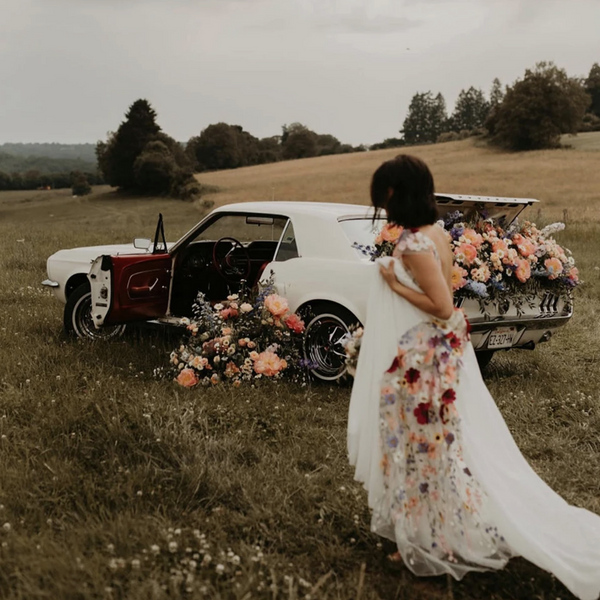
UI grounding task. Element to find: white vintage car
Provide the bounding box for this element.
[43,197,572,380]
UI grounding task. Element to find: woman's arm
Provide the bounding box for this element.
[379,254,454,320]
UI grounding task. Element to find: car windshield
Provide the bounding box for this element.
[195,214,288,243]
[338,218,386,257]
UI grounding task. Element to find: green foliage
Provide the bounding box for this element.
[256,136,282,164]
[96,99,161,189]
[489,78,505,108]
[0,142,97,162]
[492,62,591,151]
[400,92,448,144]
[133,141,178,194]
[281,123,318,159]
[369,138,405,151]
[585,63,600,118]
[450,86,489,132]
[0,150,97,175]
[71,173,92,196]
[187,123,245,171]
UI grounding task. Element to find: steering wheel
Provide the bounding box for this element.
[212,237,252,284]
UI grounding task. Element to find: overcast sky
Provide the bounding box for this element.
[1,0,599,146]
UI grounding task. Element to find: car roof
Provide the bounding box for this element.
[213,195,538,220]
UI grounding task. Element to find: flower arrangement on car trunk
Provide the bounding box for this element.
[354,214,580,311]
[170,280,308,388]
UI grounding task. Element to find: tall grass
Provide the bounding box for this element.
[0,140,599,599]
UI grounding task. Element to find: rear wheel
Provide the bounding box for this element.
[64,283,126,340]
[302,303,358,382]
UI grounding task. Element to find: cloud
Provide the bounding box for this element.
[315,14,420,34]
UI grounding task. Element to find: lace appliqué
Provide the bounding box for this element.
[372,309,510,577]
[393,229,439,259]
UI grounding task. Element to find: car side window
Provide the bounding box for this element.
[274,220,299,262]
[195,214,287,243]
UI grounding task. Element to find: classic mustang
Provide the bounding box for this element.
[43,197,572,380]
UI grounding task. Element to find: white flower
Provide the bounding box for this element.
[168,541,178,553]
[131,559,141,569]
[240,303,253,313]
[179,317,191,326]
[150,544,160,555]
[2,522,10,532]
[227,294,239,301]
[216,563,225,574]
[214,303,224,311]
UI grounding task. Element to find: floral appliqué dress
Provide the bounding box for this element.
[371,229,512,578]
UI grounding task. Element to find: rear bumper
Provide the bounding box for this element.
[469,311,572,351]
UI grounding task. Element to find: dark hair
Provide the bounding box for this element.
[370,154,438,228]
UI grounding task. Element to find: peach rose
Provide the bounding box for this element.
[461,228,483,248]
[224,361,240,378]
[545,257,563,279]
[252,351,288,377]
[515,259,531,283]
[492,239,509,257]
[455,243,478,265]
[284,313,305,334]
[189,356,209,370]
[249,351,259,360]
[381,224,403,243]
[264,294,289,317]
[176,368,199,388]
[512,234,536,258]
[451,264,468,291]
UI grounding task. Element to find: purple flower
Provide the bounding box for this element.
[445,432,455,446]
[387,435,399,448]
[417,442,429,453]
[419,482,429,494]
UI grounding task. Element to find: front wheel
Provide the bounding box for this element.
[64,284,126,340]
[302,304,358,382]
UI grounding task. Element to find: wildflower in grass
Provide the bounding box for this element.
[150,544,160,555]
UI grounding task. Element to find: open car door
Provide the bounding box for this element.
[88,213,172,328]
[89,253,172,327]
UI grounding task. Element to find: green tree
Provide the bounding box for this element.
[400,92,448,144]
[316,133,342,156]
[281,124,318,159]
[96,99,161,189]
[257,136,281,164]
[492,62,590,150]
[450,87,489,132]
[72,173,92,196]
[585,63,600,118]
[187,123,242,171]
[133,141,177,194]
[489,78,504,108]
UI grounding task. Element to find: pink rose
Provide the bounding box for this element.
[220,308,238,320]
[176,368,199,388]
[455,243,478,265]
[264,294,289,317]
[451,264,468,291]
[381,224,403,243]
[284,313,305,334]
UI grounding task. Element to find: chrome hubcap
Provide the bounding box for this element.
[304,313,350,381]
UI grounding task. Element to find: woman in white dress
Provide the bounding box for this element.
[347,155,600,600]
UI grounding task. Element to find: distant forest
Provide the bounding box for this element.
[0,143,96,163]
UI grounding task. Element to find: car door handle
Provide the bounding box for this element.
[130,278,159,296]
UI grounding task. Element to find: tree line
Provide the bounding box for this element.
[386,62,600,151]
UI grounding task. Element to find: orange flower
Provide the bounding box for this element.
[189,356,209,370]
[462,228,483,248]
[451,264,468,291]
[470,264,491,283]
[492,239,509,257]
[264,294,289,317]
[568,266,579,282]
[455,243,477,265]
[545,257,563,279]
[176,368,199,388]
[252,351,288,376]
[381,223,403,243]
[512,234,536,258]
[515,259,531,283]
[224,361,240,378]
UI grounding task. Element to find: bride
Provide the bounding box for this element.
[347,154,600,600]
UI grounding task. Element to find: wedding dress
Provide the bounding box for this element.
[347,228,600,600]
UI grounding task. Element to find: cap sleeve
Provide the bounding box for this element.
[393,229,437,257]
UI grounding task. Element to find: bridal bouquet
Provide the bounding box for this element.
[169,280,308,388]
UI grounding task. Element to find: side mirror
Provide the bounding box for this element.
[133,238,152,250]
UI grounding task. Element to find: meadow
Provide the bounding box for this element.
[1,138,600,600]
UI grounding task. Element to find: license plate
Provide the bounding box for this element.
[488,327,517,349]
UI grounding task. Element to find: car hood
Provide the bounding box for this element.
[48,243,173,265]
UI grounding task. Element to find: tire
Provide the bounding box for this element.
[302,303,359,382]
[64,283,126,340]
[476,350,495,370]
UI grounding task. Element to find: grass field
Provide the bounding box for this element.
[1,139,600,599]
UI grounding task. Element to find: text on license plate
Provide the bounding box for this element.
[488,327,517,349]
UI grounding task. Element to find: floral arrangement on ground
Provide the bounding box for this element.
[354,211,580,312]
[169,280,310,388]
